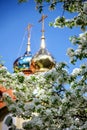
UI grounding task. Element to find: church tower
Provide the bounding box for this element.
[13,24,33,75]
[30,15,56,73]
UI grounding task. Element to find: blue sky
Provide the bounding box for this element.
[0,0,82,73]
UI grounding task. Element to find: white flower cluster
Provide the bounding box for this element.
[71,68,82,76]
[67,32,87,64]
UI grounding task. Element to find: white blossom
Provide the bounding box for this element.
[71,68,81,76]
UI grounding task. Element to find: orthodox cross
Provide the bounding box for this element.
[27,24,33,40]
[39,14,47,36]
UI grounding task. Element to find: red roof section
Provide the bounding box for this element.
[0,85,16,109]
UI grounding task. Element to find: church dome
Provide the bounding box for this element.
[13,51,32,73]
[13,24,33,74]
[30,15,56,73]
[31,47,55,73]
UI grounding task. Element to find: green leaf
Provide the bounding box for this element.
[18,0,27,3]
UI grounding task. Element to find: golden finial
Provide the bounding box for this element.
[39,14,47,36]
[39,15,47,49]
[26,24,33,53]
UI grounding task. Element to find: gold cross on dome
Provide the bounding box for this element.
[27,24,33,39]
[39,14,47,34]
[39,14,47,23]
[27,24,33,30]
[27,24,33,33]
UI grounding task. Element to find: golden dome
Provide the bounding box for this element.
[31,48,56,73]
[30,15,56,73]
